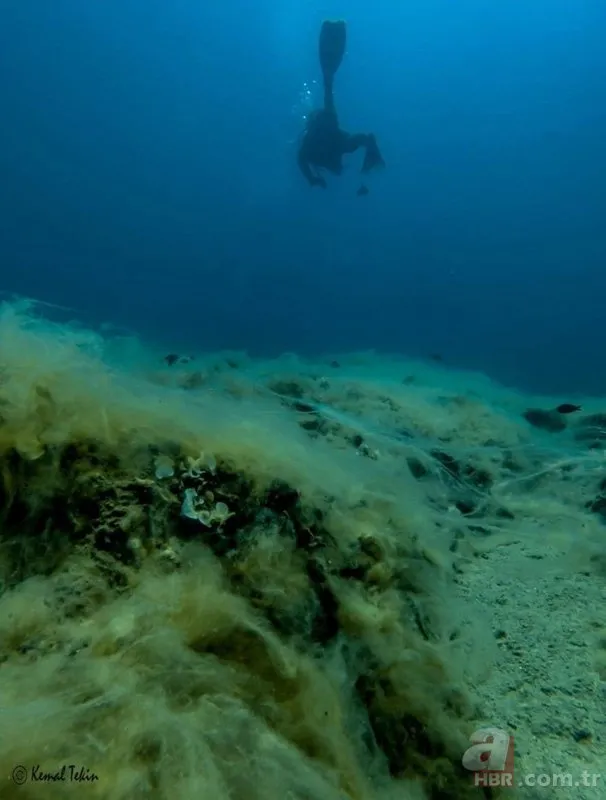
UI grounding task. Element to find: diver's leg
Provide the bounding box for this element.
[319,20,346,114]
[342,132,385,171]
[323,77,336,114]
[341,133,371,153]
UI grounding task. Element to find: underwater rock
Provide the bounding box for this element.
[431,449,493,489]
[268,378,306,399]
[0,308,516,800]
[573,412,606,446]
[523,407,567,433]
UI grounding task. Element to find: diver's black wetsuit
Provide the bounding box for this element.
[297,23,384,189]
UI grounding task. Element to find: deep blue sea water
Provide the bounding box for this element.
[1,0,604,395]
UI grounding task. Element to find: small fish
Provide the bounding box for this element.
[555,403,582,414]
[356,185,369,197]
[164,353,192,367]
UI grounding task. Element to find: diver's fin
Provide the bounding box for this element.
[362,135,385,173]
[319,20,347,82]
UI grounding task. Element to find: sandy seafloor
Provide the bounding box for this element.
[0,300,604,800]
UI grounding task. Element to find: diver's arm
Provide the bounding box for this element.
[298,150,314,184]
[298,149,325,187]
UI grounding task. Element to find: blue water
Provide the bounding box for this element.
[0,1,604,394]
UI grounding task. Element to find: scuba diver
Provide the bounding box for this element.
[298,20,385,192]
